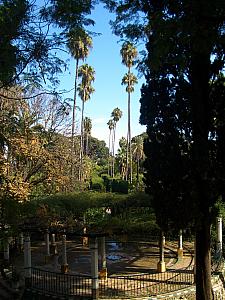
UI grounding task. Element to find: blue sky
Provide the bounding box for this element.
[58,3,146,151]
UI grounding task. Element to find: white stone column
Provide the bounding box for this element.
[45,231,50,256]
[194,235,196,282]
[52,233,56,243]
[24,235,31,281]
[177,229,184,259]
[50,233,57,255]
[217,216,223,258]
[61,234,68,273]
[19,232,24,252]
[99,236,107,280]
[91,237,99,299]
[3,238,10,261]
[44,231,51,263]
[157,231,166,273]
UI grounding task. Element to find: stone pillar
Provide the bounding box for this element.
[3,238,10,261]
[99,236,107,280]
[83,214,88,247]
[50,233,57,255]
[216,216,223,258]
[45,231,51,263]
[194,235,196,283]
[19,232,24,252]
[61,234,69,273]
[50,233,59,271]
[24,235,31,286]
[157,231,166,273]
[91,237,99,299]
[177,229,184,259]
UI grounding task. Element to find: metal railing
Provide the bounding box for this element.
[99,267,194,298]
[30,268,92,297]
[27,266,194,299]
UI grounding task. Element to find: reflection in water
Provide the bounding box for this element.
[107,254,124,261]
[106,241,127,261]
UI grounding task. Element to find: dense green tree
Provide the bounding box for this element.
[88,136,108,168]
[104,1,225,298]
[120,42,138,183]
[0,0,95,91]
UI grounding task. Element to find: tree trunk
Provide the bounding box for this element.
[190,32,212,299]
[79,99,85,181]
[136,158,140,190]
[108,130,111,176]
[71,58,79,178]
[195,216,212,300]
[128,91,132,183]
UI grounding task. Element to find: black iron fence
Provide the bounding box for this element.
[99,267,194,298]
[30,268,92,298]
[28,266,194,299]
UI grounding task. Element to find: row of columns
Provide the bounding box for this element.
[3,216,222,299]
[157,216,223,273]
[22,233,103,299]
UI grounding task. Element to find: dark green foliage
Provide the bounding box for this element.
[88,136,108,166]
[140,75,194,230]
[111,179,128,194]
[0,0,30,84]
[40,0,95,30]
[90,175,105,191]
[104,1,225,297]
[0,0,96,88]
[24,191,157,235]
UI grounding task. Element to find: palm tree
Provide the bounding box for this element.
[132,136,144,189]
[83,117,92,155]
[120,41,138,183]
[66,29,92,175]
[111,107,123,177]
[77,64,95,181]
[107,119,114,176]
[117,137,127,180]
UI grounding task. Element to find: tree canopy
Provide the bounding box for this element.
[104,0,225,299]
[0,0,96,90]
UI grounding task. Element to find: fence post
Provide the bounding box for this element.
[99,236,107,280]
[3,238,10,262]
[91,237,99,299]
[45,230,51,263]
[177,229,184,259]
[157,231,166,272]
[61,234,69,273]
[24,234,32,286]
[216,216,223,258]
[19,232,24,252]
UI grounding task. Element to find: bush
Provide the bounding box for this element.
[111,179,128,194]
[90,176,105,192]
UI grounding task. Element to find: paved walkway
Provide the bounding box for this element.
[14,239,194,276]
[0,239,194,299]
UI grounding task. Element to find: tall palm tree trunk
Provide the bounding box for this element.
[125,131,129,181]
[136,158,140,190]
[71,58,79,178]
[108,130,111,176]
[79,98,85,181]
[128,89,132,183]
[112,124,116,178]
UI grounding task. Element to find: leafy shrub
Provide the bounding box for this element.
[111,179,128,194]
